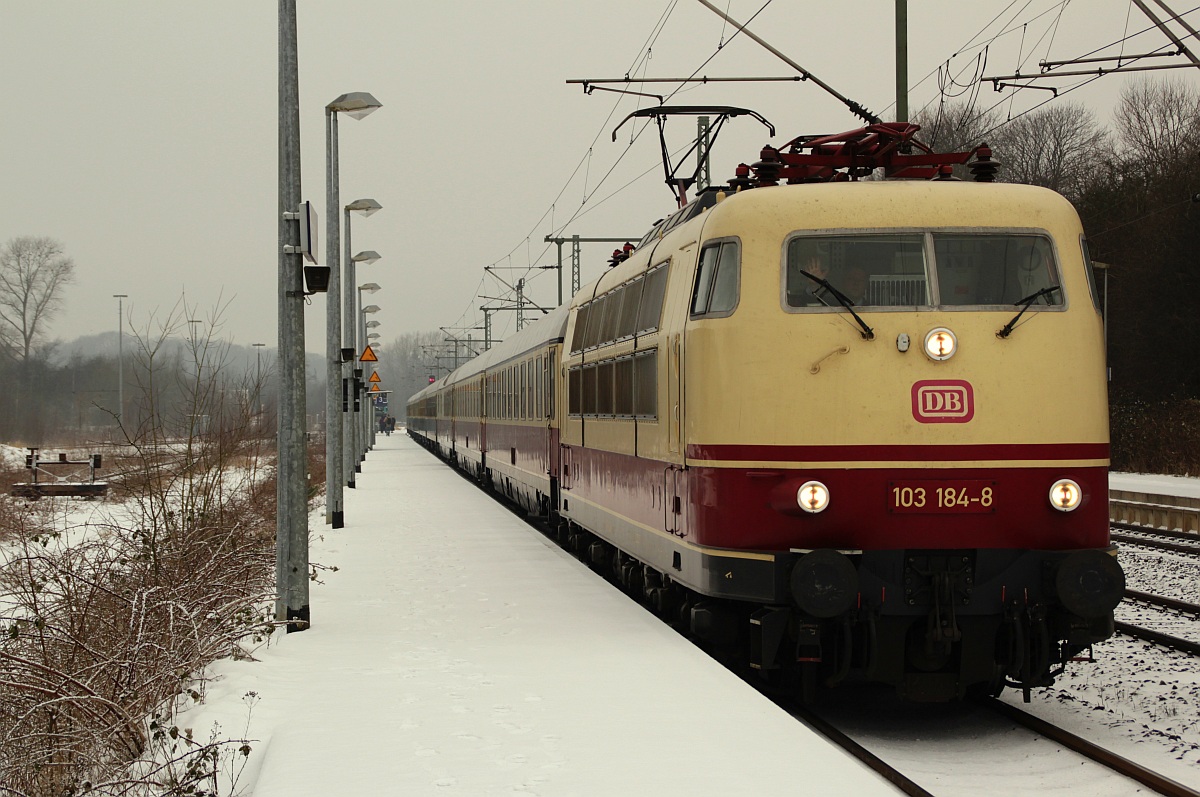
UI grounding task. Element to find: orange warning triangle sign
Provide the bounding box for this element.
[368,371,381,383]
[370,384,380,392]
[359,345,378,362]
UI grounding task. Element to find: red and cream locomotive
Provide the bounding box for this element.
[408,122,1124,701]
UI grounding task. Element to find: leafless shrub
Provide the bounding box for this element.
[0,301,313,795]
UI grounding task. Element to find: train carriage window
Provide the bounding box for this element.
[526,360,533,419]
[932,234,1062,307]
[637,264,669,333]
[549,351,556,419]
[616,276,644,339]
[633,350,658,418]
[535,356,542,419]
[692,240,740,317]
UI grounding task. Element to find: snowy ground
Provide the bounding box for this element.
[176,436,895,796]
[8,441,1197,794]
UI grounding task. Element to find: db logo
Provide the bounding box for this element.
[912,380,974,423]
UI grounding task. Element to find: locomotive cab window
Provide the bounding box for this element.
[933,235,1062,307]
[784,232,1064,310]
[691,240,740,318]
[787,234,926,308]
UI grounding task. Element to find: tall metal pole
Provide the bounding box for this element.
[895,0,909,123]
[112,294,126,421]
[571,235,581,297]
[253,342,266,421]
[343,208,358,483]
[277,0,309,632]
[325,108,344,526]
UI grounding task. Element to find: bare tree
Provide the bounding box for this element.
[0,236,76,362]
[1114,77,1200,178]
[911,100,1003,154]
[990,103,1111,202]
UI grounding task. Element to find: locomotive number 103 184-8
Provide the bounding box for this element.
[889,481,997,513]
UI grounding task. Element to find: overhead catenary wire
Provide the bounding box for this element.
[457,0,779,340]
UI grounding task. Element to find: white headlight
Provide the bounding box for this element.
[1049,479,1082,512]
[797,481,830,513]
[924,327,957,361]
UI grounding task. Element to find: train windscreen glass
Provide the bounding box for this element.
[786,234,926,308]
[933,235,1062,307]
[785,233,1062,309]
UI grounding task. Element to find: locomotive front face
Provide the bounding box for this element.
[682,181,1121,699]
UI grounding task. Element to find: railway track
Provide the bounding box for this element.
[786,695,1200,797]
[983,699,1200,797]
[1112,523,1200,556]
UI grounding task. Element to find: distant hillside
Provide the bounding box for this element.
[46,334,326,378]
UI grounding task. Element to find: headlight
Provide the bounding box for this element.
[1049,479,1082,511]
[924,327,957,361]
[797,481,830,513]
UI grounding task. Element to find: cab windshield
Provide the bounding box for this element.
[785,233,1062,309]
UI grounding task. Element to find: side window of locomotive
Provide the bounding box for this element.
[637,264,669,333]
[785,235,926,308]
[583,296,608,349]
[633,350,658,418]
[581,364,598,415]
[691,241,740,317]
[616,276,643,339]
[568,367,582,416]
[570,303,592,354]
[933,234,1062,307]
[1080,236,1103,314]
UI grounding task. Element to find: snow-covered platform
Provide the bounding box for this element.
[192,433,895,795]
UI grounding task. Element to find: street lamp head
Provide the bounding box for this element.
[362,304,382,314]
[365,320,382,328]
[367,333,381,340]
[359,282,382,293]
[352,250,381,265]
[113,293,128,299]
[346,198,382,217]
[327,92,382,120]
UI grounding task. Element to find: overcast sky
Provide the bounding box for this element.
[3,1,1196,357]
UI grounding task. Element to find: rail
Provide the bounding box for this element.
[985,699,1200,797]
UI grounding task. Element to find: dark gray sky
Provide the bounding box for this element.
[2,1,1194,355]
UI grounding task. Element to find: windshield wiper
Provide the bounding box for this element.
[798,270,875,340]
[997,285,1060,339]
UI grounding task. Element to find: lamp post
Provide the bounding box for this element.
[359,302,381,459]
[344,250,380,479]
[358,285,381,456]
[325,93,381,528]
[367,330,382,444]
[278,0,309,632]
[252,342,266,423]
[112,294,127,422]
